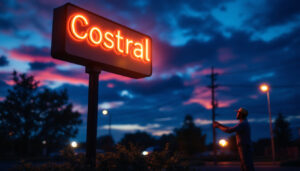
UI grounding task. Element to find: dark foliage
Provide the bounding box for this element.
[97,135,115,152]
[120,131,157,149]
[274,113,292,148]
[175,115,206,156]
[14,144,186,170]
[0,71,82,156]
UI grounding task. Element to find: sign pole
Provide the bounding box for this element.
[85,66,101,168]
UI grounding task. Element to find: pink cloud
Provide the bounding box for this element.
[184,86,237,109]
[195,118,238,126]
[29,68,88,86]
[100,72,132,82]
[72,103,87,114]
[8,50,67,65]
[249,94,259,99]
[98,101,124,109]
[184,79,200,86]
[151,130,172,136]
[218,48,235,63]
[107,83,115,88]
[183,86,212,109]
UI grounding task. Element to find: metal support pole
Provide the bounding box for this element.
[109,113,111,136]
[209,66,218,165]
[85,66,101,168]
[267,91,276,162]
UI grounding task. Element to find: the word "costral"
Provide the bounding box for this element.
[51,3,152,78]
[68,14,150,63]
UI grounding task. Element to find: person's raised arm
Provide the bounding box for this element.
[213,121,239,133]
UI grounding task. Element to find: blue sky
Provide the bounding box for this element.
[0,0,300,143]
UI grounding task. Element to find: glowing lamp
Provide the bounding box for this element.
[102,109,108,115]
[260,84,269,92]
[71,141,78,148]
[142,151,149,156]
[219,139,228,147]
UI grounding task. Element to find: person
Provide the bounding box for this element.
[213,108,255,171]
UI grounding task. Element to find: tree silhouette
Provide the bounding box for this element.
[120,131,156,149]
[97,135,115,152]
[158,134,177,151]
[175,114,206,156]
[273,113,292,149]
[0,71,82,156]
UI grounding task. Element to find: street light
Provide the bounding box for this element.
[71,141,78,148]
[219,139,228,147]
[102,109,111,136]
[259,83,275,161]
[142,151,149,156]
[102,109,108,115]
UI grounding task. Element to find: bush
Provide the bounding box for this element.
[13,144,187,170]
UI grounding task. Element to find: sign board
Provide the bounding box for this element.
[51,3,152,78]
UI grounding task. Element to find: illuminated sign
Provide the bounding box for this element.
[51,3,152,78]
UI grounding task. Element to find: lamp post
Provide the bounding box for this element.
[259,83,275,161]
[102,109,111,136]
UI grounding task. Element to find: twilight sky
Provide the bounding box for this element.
[0,0,300,143]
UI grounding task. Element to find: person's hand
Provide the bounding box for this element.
[213,121,219,128]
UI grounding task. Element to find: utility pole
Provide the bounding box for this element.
[208,66,218,165]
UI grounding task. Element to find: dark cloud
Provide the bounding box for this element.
[0,71,11,81]
[100,0,233,14]
[58,81,123,106]
[177,15,220,35]
[29,62,55,70]
[0,80,9,97]
[15,45,50,57]
[0,16,16,31]
[57,84,88,106]
[247,0,300,28]
[128,75,185,96]
[0,72,12,97]
[0,55,9,66]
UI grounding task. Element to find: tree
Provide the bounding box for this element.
[158,134,177,151]
[175,114,206,156]
[0,71,82,156]
[273,113,292,149]
[97,135,115,152]
[120,131,156,149]
[36,88,82,153]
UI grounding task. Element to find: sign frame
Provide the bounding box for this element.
[51,3,152,78]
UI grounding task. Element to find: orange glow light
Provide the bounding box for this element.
[103,32,114,49]
[115,30,124,53]
[145,38,150,62]
[219,139,228,147]
[260,84,269,92]
[133,42,143,59]
[67,14,151,63]
[70,15,88,40]
[89,27,102,45]
[126,39,133,54]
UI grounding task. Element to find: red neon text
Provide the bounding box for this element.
[69,14,151,62]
